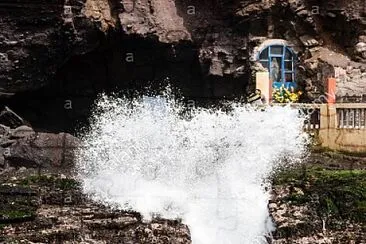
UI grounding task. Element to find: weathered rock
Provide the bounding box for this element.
[300,35,319,47]
[119,0,190,43]
[0,171,191,243]
[0,0,103,94]
[10,125,35,139]
[302,47,366,99]
[0,147,5,167]
[0,124,10,137]
[0,107,25,128]
[4,132,80,169]
[0,139,16,148]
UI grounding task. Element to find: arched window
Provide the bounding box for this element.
[258,45,296,89]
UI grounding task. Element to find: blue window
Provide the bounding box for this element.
[258,45,296,89]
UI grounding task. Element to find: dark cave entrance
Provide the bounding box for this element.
[4,33,249,133]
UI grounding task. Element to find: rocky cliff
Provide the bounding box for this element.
[1,0,366,94]
[1,0,366,130]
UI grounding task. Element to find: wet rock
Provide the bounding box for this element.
[0,171,191,243]
[84,216,139,229]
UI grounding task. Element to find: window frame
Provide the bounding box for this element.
[257,45,296,83]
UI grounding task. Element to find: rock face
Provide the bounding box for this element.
[119,0,190,43]
[0,0,365,131]
[1,0,365,96]
[0,0,102,95]
[0,0,365,130]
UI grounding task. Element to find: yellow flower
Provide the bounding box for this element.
[272,86,301,103]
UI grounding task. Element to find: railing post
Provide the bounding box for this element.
[319,104,330,147]
[319,104,329,130]
[328,104,337,129]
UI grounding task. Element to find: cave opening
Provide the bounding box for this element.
[3,31,249,133]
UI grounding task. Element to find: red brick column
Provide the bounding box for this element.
[327,78,336,104]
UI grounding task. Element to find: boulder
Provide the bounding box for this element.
[4,132,80,169]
